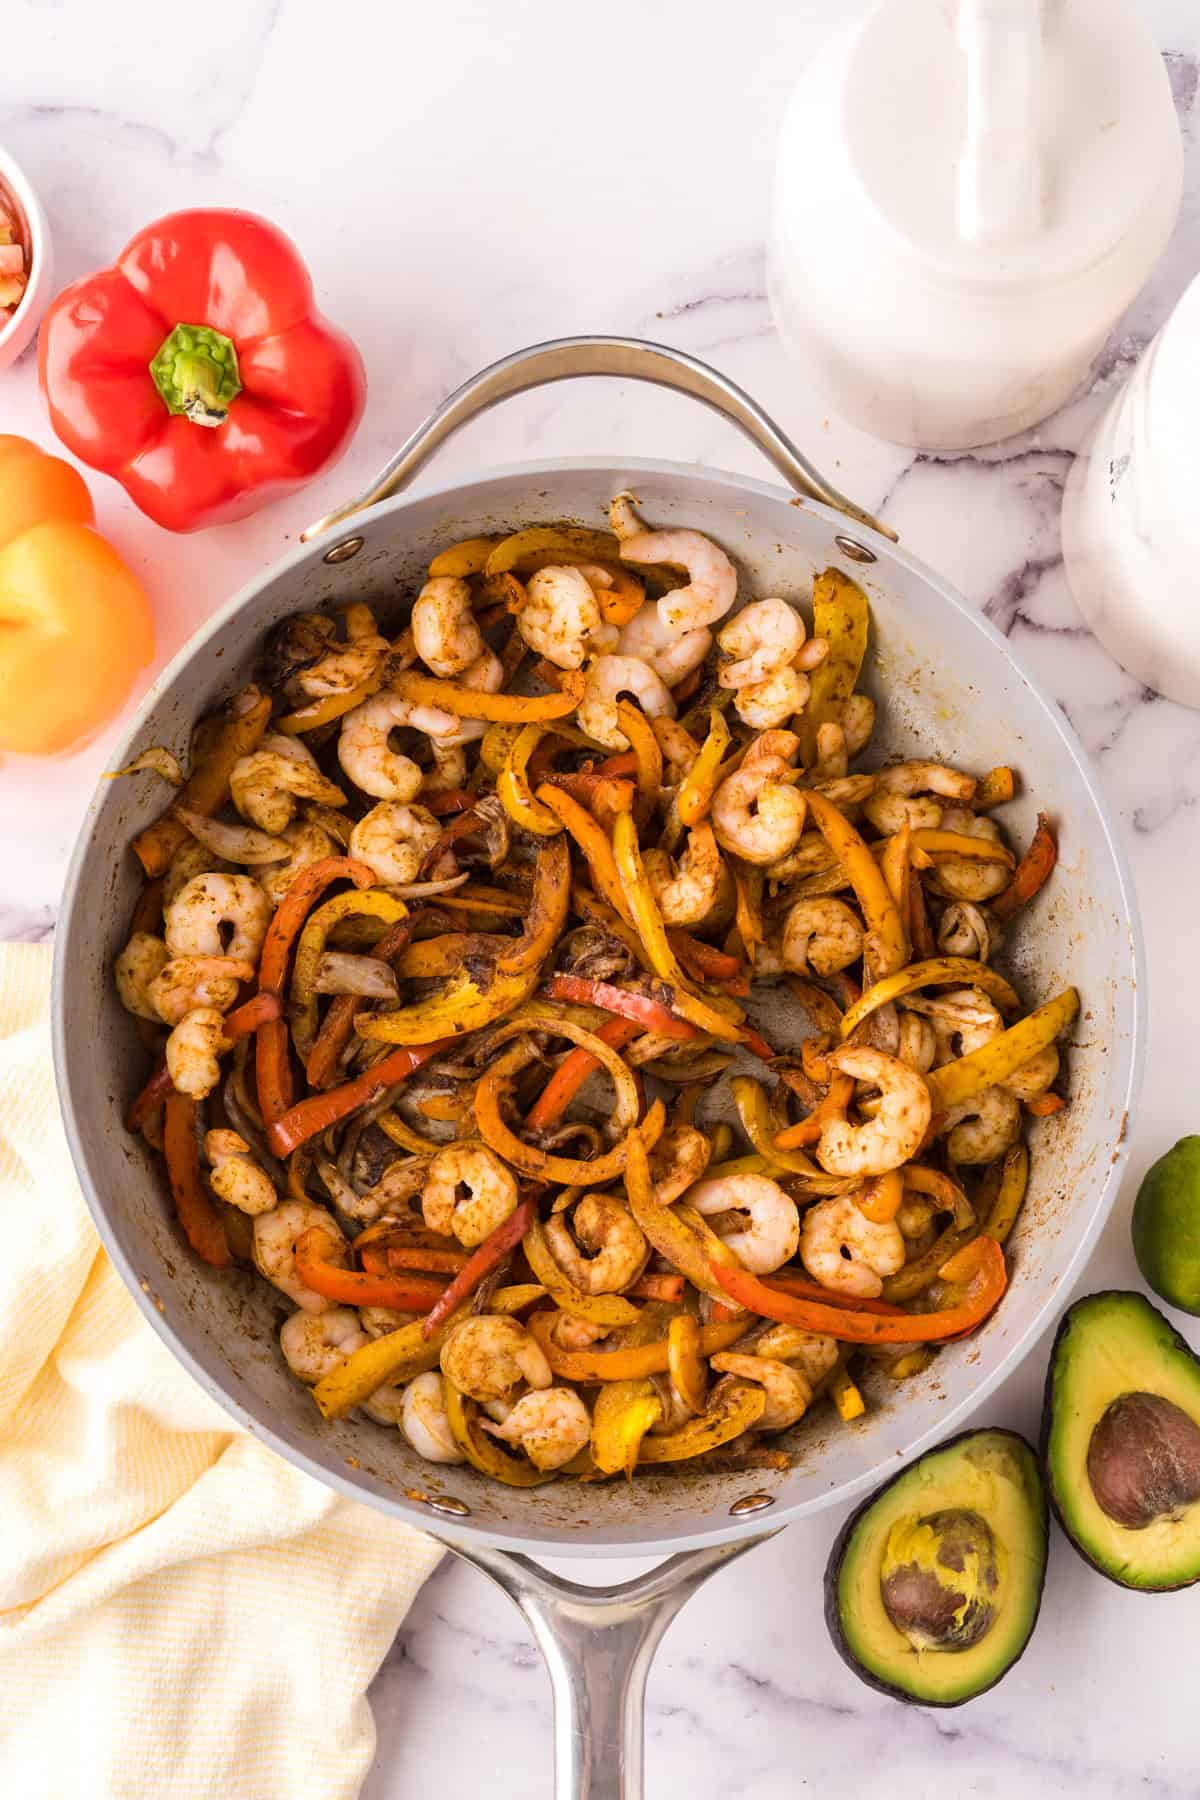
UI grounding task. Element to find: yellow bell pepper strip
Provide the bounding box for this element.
[881,1212,978,1301]
[595,566,646,627]
[908,829,1014,865]
[428,534,504,578]
[498,724,565,836]
[837,956,1021,1040]
[797,568,870,765]
[474,1059,666,1185]
[636,1377,766,1463]
[991,813,1058,920]
[731,1075,851,1190]
[444,1382,559,1486]
[480,721,524,775]
[313,1315,457,1420]
[133,686,272,878]
[490,1282,548,1314]
[714,1234,1007,1342]
[275,670,383,736]
[290,889,408,1058]
[375,1109,447,1155]
[668,1313,708,1414]
[537,783,633,921]
[527,1309,749,1382]
[523,1213,641,1327]
[591,1380,663,1477]
[624,1128,741,1303]
[268,1039,452,1158]
[980,1141,1030,1246]
[612,810,743,1041]
[391,934,473,979]
[484,525,622,577]
[677,707,732,827]
[927,986,1079,1112]
[731,861,765,965]
[163,1091,231,1269]
[880,820,912,913]
[392,667,584,722]
[975,765,1016,810]
[804,789,909,977]
[615,698,663,826]
[295,1227,450,1312]
[773,1073,854,1151]
[434,883,530,919]
[420,1196,537,1337]
[830,1365,866,1421]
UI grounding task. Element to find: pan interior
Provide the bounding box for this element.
[54,460,1140,1553]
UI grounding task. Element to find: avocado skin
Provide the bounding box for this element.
[1040,1289,1200,1592]
[823,1427,1048,1708]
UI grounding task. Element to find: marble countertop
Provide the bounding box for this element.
[4,0,1200,1793]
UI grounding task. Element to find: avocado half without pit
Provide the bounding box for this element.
[1042,1290,1200,1590]
[825,1429,1048,1706]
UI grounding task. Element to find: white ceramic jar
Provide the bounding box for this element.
[1062,274,1200,707]
[768,0,1182,450]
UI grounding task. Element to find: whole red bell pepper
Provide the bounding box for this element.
[38,209,366,532]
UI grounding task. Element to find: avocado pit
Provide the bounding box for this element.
[879,1507,999,1652]
[1086,1391,1200,1529]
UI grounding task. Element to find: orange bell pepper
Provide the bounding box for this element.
[0,437,153,754]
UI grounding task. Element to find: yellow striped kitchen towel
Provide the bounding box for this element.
[0,943,442,1800]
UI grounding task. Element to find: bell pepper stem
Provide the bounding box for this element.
[150,323,242,427]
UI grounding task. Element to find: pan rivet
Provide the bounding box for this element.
[425,1495,472,1518]
[324,535,365,564]
[834,533,877,565]
[729,1491,776,1517]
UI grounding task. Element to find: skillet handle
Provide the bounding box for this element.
[300,335,895,543]
[443,1533,775,1800]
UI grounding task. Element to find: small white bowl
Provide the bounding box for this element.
[0,144,52,374]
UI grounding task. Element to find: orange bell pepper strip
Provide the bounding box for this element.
[804,788,909,976]
[223,990,282,1038]
[162,1091,231,1269]
[666,932,741,984]
[420,1196,536,1338]
[267,1039,453,1157]
[677,707,731,827]
[527,1309,749,1382]
[295,1228,450,1312]
[393,668,584,722]
[132,686,271,878]
[588,776,636,833]
[392,934,473,979]
[498,724,567,836]
[712,1235,1007,1342]
[991,813,1058,920]
[0,437,154,756]
[535,782,633,921]
[906,867,936,959]
[629,1273,685,1303]
[1025,1090,1066,1117]
[304,993,361,1090]
[760,1272,904,1316]
[525,1015,642,1132]
[975,766,1016,810]
[372,1245,469,1276]
[773,1072,854,1150]
[615,699,663,825]
[275,672,384,736]
[544,973,701,1040]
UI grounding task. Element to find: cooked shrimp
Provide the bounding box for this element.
[577,655,675,751]
[295,606,390,697]
[518,565,613,670]
[652,717,702,773]
[360,1304,421,1336]
[945,1086,1022,1163]
[440,1314,553,1403]
[1002,1042,1059,1102]
[896,1011,938,1074]
[812,721,849,782]
[842,694,876,757]
[422,1143,519,1248]
[205,1128,277,1216]
[165,1007,231,1100]
[543,1192,649,1294]
[337,693,430,801]
[863,761,977,836]
[709,1352,811,1431]
[927,807,1011,901]
[717,598,808,687]
[148,954,253,1025]
[481,1386,591,1471]
[280,1307,368,1384]
[421,741,468,794]
[253,1201,345,1313]
[349,801,442,887]
[937,899,1002,963]
[551,1314,613,1352]
[608,491,644,541]
[754,1324,840,1387]
[163,836,230,910]
[620,528,738,633]
[781,897,864,976]
[164,872,270,965]
[685,1173,800,1274]
[816,1046,932,1176]
[647,1122,712,1204]
[259,822,336,908]
[641,822,724,925]
[231,736,347,834]
[360,1380,408,1428]
[412,575,485,677]
[402,1370,465,1463]
[800,1191,905,1297]
[903,987,1003,1057]
[115,932,170,1019]
[617,603,710,685]
[712,755,806,864]
[897,1196,937,1240]
[734,664,812,731]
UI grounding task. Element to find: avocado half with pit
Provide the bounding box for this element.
[824,1429,1048,1706]
[1042,1290,1200,1590]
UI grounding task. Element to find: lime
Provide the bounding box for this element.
[1132,1137,1200,1314]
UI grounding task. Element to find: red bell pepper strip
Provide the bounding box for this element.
[39,209,366,532]
[628,1273,685,1302]
[667,933,742,983]
[223,990,281,1038]
[760,1272,904,1316]
[525,1015,642,1132]
[991,813,1058,920]
[267,1039,454,1157]
[374,1245,469,1275]
[295,1229,450,1313]
[162,1091,231,1269]
[421,1197,536,1338]
[544,973,700,1040]
[422,789,475,816]
[127,1059,172,1133]
[710,1237,1007,1343]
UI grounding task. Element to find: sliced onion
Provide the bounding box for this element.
[387,873,471,899]
[105,746,184,787]
[175,805,289,865]
[313,951,400,999]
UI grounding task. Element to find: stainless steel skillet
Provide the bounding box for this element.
[53,338,1144,1799]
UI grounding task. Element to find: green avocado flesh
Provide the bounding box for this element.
[827,1430,1047,1706]
[1043,1290,1200,1590]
